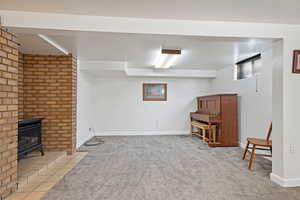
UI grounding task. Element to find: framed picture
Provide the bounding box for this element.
[293,50,300,74]
[143,83,167,101]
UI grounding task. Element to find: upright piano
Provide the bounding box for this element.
[190,94,238,147]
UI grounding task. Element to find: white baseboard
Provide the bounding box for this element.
[77,132,95,148]
[270,173,300,187]
[239,142,244,148]
[95,130,189,136]
[240,143,300,187]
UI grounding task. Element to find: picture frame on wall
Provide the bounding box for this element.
[143,83,167,101]
[293,50,300,74]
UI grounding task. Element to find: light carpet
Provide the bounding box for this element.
[43,136,300,200]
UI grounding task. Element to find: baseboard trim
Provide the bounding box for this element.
[270,173,285,186]
[270,173,300,187]
[239,142,245,148]
[77,133,95,148]
[95,130,189,136]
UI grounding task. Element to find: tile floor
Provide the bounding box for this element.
[18,151,67,186]
[6,151,87,200]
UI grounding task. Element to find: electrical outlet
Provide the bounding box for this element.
[290,144,295,154]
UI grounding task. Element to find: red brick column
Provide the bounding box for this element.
[71,57,77,154]
[23,54,77,155]
[18,52,23,120]
[0,26,19,199]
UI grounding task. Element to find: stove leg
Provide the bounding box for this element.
[40,146,44,156]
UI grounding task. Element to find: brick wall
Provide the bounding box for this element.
[0,27,19,199]
[23,54,77,155]
[71,57,77,154]
[18,53,23,120]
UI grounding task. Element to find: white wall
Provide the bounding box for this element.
[20,9,297,186]
[281,37,300,184]
[76,70,95,148]
[210,45,275,145]
[92,77,211,135]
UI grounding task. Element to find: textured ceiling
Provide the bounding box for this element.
[1,0,300,24]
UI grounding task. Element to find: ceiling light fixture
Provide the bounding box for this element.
[38,34,69,55]
[155,49,181,69]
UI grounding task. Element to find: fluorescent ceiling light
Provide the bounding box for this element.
[155,49,181,69]
[38,34,69,55]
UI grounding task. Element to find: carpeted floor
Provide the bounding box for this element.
[43,136,300,200]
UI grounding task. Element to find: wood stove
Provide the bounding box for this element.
[18,118,44,159]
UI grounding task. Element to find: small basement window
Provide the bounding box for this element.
[235,54,261,80]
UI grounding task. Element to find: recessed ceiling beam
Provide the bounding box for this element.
[125,68,216,78]
[0,10,285,39]
[38,34,69,55]
[79,61,127,71]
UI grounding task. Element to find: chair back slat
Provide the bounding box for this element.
[266,123,272,142]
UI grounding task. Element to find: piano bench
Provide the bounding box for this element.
[190,121,217,144]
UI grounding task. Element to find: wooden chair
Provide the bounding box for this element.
[242,123,272,169]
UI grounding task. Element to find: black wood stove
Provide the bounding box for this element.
[18,118,44,159]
